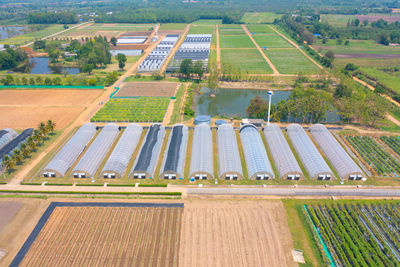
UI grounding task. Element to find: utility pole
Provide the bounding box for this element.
[267,90,273,125]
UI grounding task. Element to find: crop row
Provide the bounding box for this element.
[380,136,400,157]
[306,203,400,267]
[345,136,400,177]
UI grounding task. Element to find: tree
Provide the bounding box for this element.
[378,33,389,45]
[334,84,352,98]
[179,59,193,79]
[48,49,60,63]
[246,96,269,119]
[19,143,31,158]
[193,61,204,80]
[344,40,350,46]
[110,37,117,46]
[325,50,335,59]
[44,77,52,85]
[33,40,46,50]
[82,63,94,74]
[12,149,23,164]
[116,53,127,70]
[344,63,358,71]
[1,155,14,171]
[354,19,360,27]
[38,122,47,136]
[363,20,369,26]
[63,24,69,29]
[46,120,56,133]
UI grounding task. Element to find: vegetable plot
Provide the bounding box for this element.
[380,136,400,157]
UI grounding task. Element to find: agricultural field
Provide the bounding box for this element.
[221,49,273,74]
[380,136,400,157]
[246,24,275,34]
[0,25,67,46]
[359,68,400,95]
[188,25,214,34]
[219,35,254,48]
[320,14,356,26]
[241,12,282,24]
[253,34,293,48]
[159,23,187,31]
[345,136,400,177]
[91,97,170,122]
[116,82,178,97]
[17,205,183,267]
[305,202,400,266]
[218,27,246,36]
[264,49,320,74]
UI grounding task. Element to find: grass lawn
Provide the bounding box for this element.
[314,39,400,55]
[218,28,246,36]
[360,67,400,94]
[246,24,275,34]
[264,49,320,74]
[253,34,293,48]
[241,12,282,23]
[188,25,214,34]
[221,49,273,74]
[0,25,67,45]
[219,35,254,48]
[159,23,187,30]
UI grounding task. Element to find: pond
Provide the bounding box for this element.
[195,87,341,123]
[29,57,81,75]
[0,26,28,40]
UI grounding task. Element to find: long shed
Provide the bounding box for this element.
[217,124,243,180]
[189,124,213,180]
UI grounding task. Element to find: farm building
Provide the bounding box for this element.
[167,34,211,72]
[286,124,334,180]
[130,124,165,179]
[263,124,303,180]
[309,124,365,180]
[240,124,274,180]
[138,35,179,72]
[189,124,213,180]
[72,124,119,178]
[160,124,188,179]
[100,124,143,178]
[43,123,97,178]
[0,128,18,150]
[0,128,33,171]
[116,36,148,45]
[217,124,243,180]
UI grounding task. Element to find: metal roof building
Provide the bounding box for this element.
[101,124,143,178]
[240,124,274,180]
[309,124,364,180]
[43,123,97,177]
[0,128,18,150]
[130,124,165,179]
[72,124,119,178]
[286,124,334,180]
[217,124,243,180]
[160,124,188,179]
[189,124,213,180]
[263,124,303,180]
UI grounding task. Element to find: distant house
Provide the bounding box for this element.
[241,119,265,128]
[63,52,77,58]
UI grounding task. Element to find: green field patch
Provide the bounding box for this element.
[189,25,214,34]
[84,23,153,31]
[219,35,254,48]
[218,24,242,29]
[264,49,320,74]
[221,49,273,74]
[193,19,221,25]
[253,34,293,48]
[241,12,282,23]
[246,24,275,34]
[91,97,170,122]
[360,67,400,94]
[219,28,246,36]
[0,25,67,45]
[334,58,400,68]
[314,39,400,55]
[320,14,356,26]
[159,23,187,30]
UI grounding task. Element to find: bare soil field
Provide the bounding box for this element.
[0,89,102,129]
[179,200,296,267]
[19,206,183,267]
[0,202,22,233]
[117,82,178,97]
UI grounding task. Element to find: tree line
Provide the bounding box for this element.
[0,48,30,72]
[27,12,79,24]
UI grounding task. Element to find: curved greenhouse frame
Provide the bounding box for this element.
[309,124,364,180]
[263,124,303,180]
[189,124,213,180]
[240,124,274,180]
[72,123,119,178]
[287,124,334,180]
[0,128,18,150]
[217,124,243,180]
[43,123,97,177]
[101,124,143,178]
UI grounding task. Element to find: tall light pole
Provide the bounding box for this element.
[267,90,273,125]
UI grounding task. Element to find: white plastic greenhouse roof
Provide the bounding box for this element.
[161,124,188,178]
[190,124,213,178]
[263,124,303,179]
[240,124,274,179]
[0,128,18,150]
[217,124,243,178]
[309,124,364,179]
[101,124,143,178]
[286,124,333,179]
[43,123,97,177]
[72,123,119,177]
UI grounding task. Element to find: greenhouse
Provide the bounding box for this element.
[217,124,243,180]
[286,124,334,180]
[0,128,33,171]
[72,124,119,178]
[189,124,213,180]
[43,123,97,178]
[160,124,188,179]
[309,124,364,180]
[240,124,274,180]
[263,124,303,180]
[101,124,143,178]
[130,124,165,179]
[0,128,18,150]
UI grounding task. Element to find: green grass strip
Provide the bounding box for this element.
[138,184,168,187]
[45,183,73,186]
[20,182,42,185]
[0,190,181,196]
[75,184,104,187]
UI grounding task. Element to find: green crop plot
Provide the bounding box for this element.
[91,97,170,122]
[253,34,293,48]
[359,67,400,94]
[346,136,400,177]
[246,24,275,34]
[189,25,214,34]
[159,23,187,30]
[84,23,153,31]
[219,35,254,48]
[264,49,320,74]
[241,12,282,23]
[320,14,356,26]
[381,136,400,156]
[0,25,66,45]
[192,19,221,25]
[221,49,273,74]
[219,28,246,36]
[305,203,400,266]
[314,39,400,55]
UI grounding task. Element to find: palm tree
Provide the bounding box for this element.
[2,155,15,171]
[20,143,31,158]
[33,130,43,144]
[38,122,47,136]
[26,136,37,151]
[46,120,56,134]
[12,149,23,164]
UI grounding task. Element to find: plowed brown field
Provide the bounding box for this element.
[19,206,183,267]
